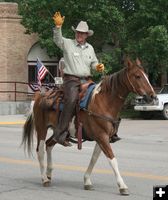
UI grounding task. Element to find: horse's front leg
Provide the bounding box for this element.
[37,139,51,186]
[99,138,129,195]
[108,157,129,195]
[84,143,101,190]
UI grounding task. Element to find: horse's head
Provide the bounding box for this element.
[124,58,157,103]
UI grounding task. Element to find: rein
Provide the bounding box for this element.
[82,108,120,126]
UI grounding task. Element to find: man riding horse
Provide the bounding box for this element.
[52,12,120,146]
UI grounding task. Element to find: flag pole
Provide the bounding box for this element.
[47,70,55,81]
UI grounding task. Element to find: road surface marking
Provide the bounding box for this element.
[0,121,25,125]
[0,156,167,181]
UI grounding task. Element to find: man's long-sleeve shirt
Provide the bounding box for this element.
[53,27,98,77]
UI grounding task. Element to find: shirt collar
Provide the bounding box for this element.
[74,40,88,48]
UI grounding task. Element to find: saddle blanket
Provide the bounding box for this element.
[80,83,96,109]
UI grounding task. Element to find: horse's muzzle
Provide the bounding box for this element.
[143,94,158,104]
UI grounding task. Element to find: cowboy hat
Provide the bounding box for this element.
[72,21,94,36]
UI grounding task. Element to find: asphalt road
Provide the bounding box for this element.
[0,117,167,200]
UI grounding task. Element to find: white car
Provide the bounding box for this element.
[134,84,168,119]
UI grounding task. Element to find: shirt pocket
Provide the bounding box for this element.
[84,54,92,66]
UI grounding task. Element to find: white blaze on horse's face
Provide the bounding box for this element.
[135,58,155,96]
[133,67,154,97]
[140,70,155,94]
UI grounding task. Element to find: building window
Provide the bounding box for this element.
[28,62,59,83]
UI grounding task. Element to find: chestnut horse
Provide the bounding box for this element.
[22,58,156,195]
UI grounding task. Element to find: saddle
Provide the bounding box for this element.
[40,87,63,110]
[40,80,94,110]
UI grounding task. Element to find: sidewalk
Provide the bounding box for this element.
[0,114,26,125]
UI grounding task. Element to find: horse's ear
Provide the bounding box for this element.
[136,58,141,66]
[124,57,133,69]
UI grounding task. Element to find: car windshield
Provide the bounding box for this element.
[159,85,168,94]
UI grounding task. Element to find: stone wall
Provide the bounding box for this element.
[0,2,38,101]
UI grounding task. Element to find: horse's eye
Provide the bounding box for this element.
[135,75,141,79]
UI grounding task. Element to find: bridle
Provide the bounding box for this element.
[126,70,138,94]
[118,67,139,99]
[125,65,143,95]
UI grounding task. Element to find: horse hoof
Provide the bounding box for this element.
[43,181,51,187]
[84,185,94,190]
[119,188,129,195]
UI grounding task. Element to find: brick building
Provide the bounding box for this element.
[0,2,58,101]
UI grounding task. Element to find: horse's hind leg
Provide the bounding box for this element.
[45,135,57,181]
[46,145,54,181]
[84,143,101,190]
[36,132,51,187]
[37,140,49,186]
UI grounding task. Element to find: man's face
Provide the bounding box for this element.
[75,31,88,44]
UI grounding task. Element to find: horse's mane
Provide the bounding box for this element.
[100,68,126,96]
[91,67,128,101]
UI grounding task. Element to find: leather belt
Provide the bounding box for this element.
[64,74,92,81]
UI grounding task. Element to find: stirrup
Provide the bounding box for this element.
[55,131,72,147]
[52,137,57,142]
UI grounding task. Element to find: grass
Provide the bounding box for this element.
[120,108,141,119]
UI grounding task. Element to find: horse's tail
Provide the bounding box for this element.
[21,112,35,156]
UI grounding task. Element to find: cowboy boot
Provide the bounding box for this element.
[58,131,72,147]
[110,134,121,143]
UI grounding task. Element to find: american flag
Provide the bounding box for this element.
[29,83,40,92]
[37,58,48,82]
[28,83,55,92]
[29,83,55,92]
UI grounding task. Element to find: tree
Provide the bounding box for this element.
[123,0,168,84]
[138,26,168,83]
[0,0,19,2]
[18,0,168,84]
